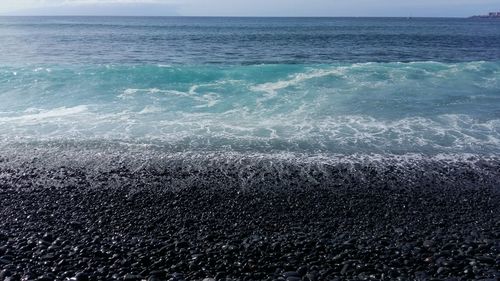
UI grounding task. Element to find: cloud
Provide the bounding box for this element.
[31,0,176,3]
[0,0,179,13]
[3,0,181,16]
[1,0,499,16]
[3,0,179,16]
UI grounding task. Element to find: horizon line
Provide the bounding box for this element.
[0,15,469,18]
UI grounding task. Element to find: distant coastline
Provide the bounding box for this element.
[470,11,500,18]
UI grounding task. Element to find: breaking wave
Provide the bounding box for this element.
[0,61,499,155]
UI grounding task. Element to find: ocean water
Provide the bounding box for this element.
[0,17,499,159]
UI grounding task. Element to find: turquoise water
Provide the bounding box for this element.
[1,62,499,154]
[0,17,499,155]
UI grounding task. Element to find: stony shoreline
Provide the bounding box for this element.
[0,149,499,281]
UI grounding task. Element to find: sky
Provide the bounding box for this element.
[0,0,498,17]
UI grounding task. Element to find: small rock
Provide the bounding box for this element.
[75,272,89,281]
[37,274,54,281]
[148,270,166,281]
[283,272,300,278]
[123,274,142,281]
[423,240,435,248]
[171,273,184,281]
[476,256,494,264]
[306,272,319,281]
[297,266,308,277]
[0,269,12,280]
[414,271,428,280]
[341,264,350,275]
[436,267,448,275]
[5,274,21,281]
[175,241,189,249]
[0,255,12,264]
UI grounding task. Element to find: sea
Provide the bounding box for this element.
[0,17,499,189]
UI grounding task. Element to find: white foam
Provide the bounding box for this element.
[250,68,345,96]
[120,86,220,108]
[0,104,498,155]
[138,106,162,114]
[0,105,89,124]
[33,67,51,73]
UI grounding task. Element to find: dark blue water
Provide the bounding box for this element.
[0,17,499,156]
[1,17,500,65]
